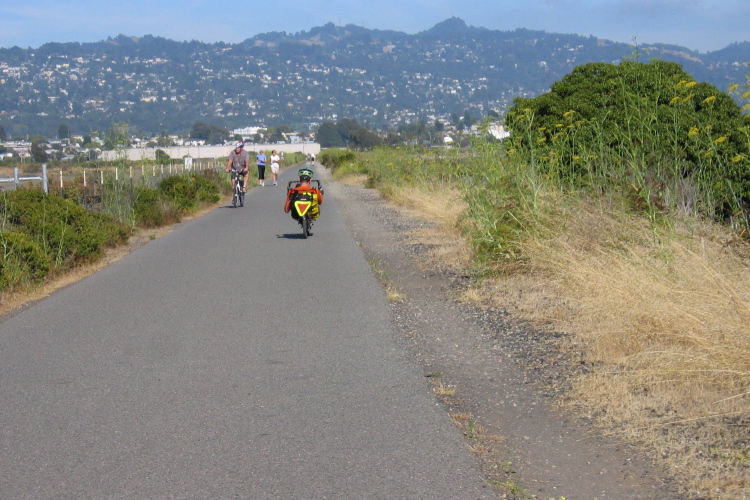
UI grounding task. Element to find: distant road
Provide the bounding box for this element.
[0,165,493,498]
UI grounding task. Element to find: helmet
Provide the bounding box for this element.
[235,141,244,149]
[298,168,313,180]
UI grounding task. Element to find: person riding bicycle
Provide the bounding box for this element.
[225,141,249,193]
[284,167,324,218]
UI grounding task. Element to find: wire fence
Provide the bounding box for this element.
[51,160,226,211]
[0,160,227,227]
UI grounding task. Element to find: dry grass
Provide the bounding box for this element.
[432,380,457,397]
[387,184,473,271]
[374,178,750,497]
[472,197,750,498]
[336,173,369,186]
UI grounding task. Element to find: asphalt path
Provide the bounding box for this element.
[0,166,493,499]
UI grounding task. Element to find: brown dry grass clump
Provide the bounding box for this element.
[386,184,473,270]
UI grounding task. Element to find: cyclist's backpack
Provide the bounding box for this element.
[291,188,320,220]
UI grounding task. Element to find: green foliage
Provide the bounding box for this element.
[0,189,128,269]
[0,231,50,290]
[58,123,69,139]
[87,211,129,248]
[154,149,171,164]
[133,186,164,227]
[316,121,345,148]
[190,122,231,145]
[505,60,749,218]
[103,123,130,151]
[30,141,47,162]
[318,149,357,172]
[316,119,383,149]
[158,173,220,212]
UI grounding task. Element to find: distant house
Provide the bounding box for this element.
[488,124,510,140]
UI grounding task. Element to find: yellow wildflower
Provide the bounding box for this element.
[703,96,717,104]
[713,136,728,144]
[676,80,698,89]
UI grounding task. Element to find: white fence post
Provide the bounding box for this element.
[42,164,48,194]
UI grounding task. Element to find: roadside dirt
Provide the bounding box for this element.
[328,176,686,499]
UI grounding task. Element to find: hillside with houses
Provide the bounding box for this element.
[0,17,748,140]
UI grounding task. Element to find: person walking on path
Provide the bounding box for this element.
[256,150,267,186]
[270,150,281,186]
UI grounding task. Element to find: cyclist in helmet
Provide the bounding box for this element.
[225,141,249,193]
[284,167,324,215]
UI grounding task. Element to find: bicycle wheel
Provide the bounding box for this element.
[302,216,309,238]
[232,188,238,208]
[239,191,244,207]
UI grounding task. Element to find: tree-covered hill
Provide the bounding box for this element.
[0,18,747,137]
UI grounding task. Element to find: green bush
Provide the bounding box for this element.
[319,149,356,172]
[159,173,220,211]
[88,211,129,248]
[0,231,50,290]
[505,60,749,219]
[0,189,128,267]
[133,186,164,227]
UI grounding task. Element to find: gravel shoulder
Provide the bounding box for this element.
[328,174,683,499]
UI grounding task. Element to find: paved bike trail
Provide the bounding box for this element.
[0,166,493,499]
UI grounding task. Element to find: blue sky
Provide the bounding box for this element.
[2,0,748,53]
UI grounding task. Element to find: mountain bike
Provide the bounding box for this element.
[231,170,245,208]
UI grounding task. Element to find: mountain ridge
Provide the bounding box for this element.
[0,18,747,137]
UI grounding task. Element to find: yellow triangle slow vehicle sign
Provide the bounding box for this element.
[294,200,311,216]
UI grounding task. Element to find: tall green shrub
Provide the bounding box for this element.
[0,232,50,290]
[158,173,220,212]
[0,189,127,267]
[505,60,749,218]
[133,186,164,227]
